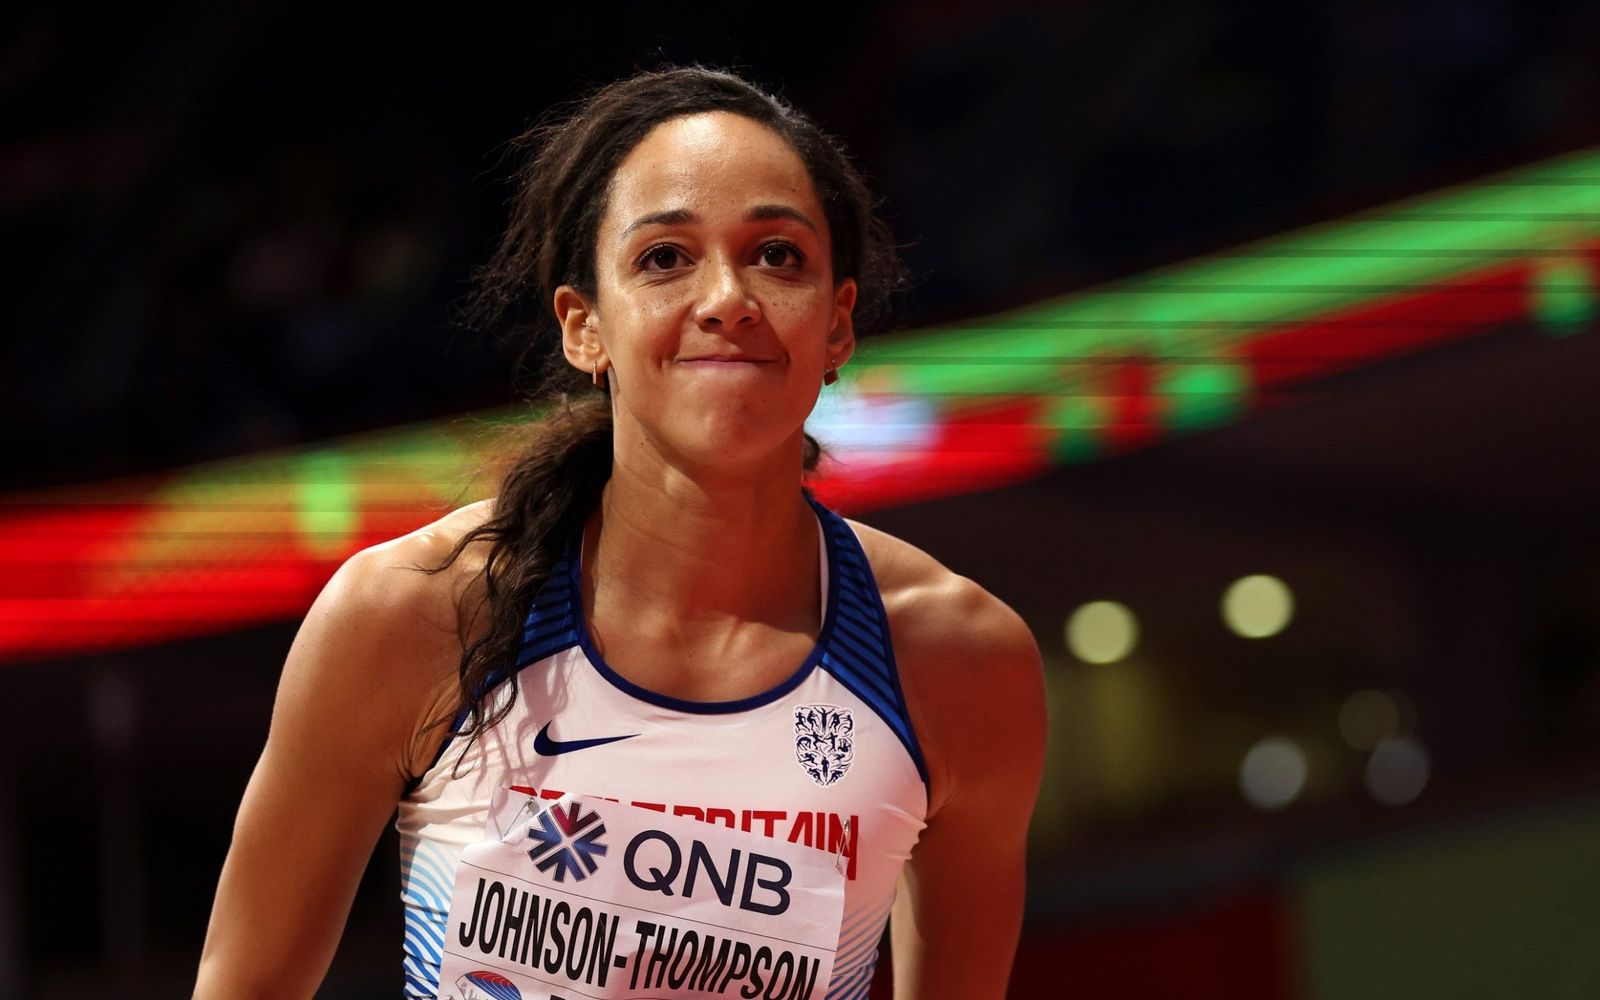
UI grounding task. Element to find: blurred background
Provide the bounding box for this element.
[4,2,1600,997]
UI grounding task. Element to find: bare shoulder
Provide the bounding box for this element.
[275,499,499,779]
[846,519,1045,814]
[320,497,497,642]
[846,518,1039,675]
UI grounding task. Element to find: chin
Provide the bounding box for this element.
[671,417,806,471]
[624,399,811,472]
[679,434,793,472]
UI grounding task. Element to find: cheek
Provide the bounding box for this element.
[599,292,682,364]
[772,290,836,355]
[768,286,820,317]
[640,296,684,330]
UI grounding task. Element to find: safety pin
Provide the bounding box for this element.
[495,797,538,842]
[834,817,852,875]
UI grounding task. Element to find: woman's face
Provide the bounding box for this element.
[558,111,857,474]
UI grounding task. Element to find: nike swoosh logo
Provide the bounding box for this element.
[533,721,639,757]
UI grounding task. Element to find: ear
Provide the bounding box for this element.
[555,285,607,375]
[826,277,858,370]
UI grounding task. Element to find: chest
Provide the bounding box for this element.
[456,646,927,890]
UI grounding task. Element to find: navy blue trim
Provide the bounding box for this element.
[571,505,840,714]
[812,502,931,788]
[401,700,470,797]
[401,555,585,796]
[404,495,930,793]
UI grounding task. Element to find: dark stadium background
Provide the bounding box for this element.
[4,3,1600,997]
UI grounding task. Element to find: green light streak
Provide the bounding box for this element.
[59,144,1600,528]
[1158,361,1250,431]
[857,147,1600,399]
[1533,257,1597,336]
[1043,395,1109,464]
[298,448,357,556]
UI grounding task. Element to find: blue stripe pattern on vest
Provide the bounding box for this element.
[400,555,583,797]
[809,499,930,788]
[515,556,581,668]
[399,835,454,997]
[498,504,928,782]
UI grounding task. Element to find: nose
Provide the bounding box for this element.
[692,255,761,330]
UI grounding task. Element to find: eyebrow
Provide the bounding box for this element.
[621,203,819,238]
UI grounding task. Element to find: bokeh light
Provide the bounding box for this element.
[1064,601,1139,664]
[1365,736,1431,805]
[1222,574,1295,638]
[1338,689,1403,751]
[1239,735,1308,810]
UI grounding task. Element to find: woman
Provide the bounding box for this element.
[196,66,1044,1000]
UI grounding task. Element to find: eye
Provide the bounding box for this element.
[757,241,805,268]
[638,244,688,271]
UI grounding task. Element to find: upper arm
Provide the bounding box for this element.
[195,541,462,999]
[889,579,1046,1000]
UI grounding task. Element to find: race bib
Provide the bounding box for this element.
[437,791,845,999]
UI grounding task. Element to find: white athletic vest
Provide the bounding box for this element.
[397,498,929,999]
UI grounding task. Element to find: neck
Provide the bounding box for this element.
[585,433,819,632]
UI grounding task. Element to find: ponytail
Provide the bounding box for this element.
[420,389,612,748]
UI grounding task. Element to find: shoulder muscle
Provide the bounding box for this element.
[275,499,495,782]
[848,520,1045,817]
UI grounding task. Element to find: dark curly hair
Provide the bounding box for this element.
[420,65,908,758]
